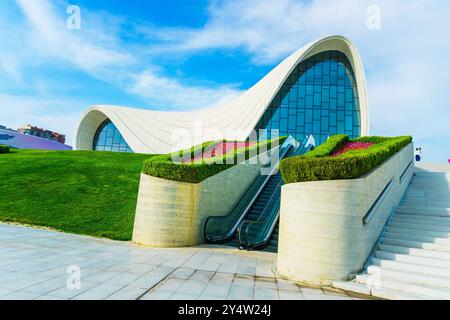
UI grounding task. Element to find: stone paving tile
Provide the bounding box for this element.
[255,259,276,278]
[231,275,255,287]
[300,287,324,295]
[236,257,257,276]
[303,293,352,300]
[278,290,305,300]
[1,291,43,300]
[255,278,277,290]
[168,267,196,280]
[107,273,143,286]
[71,283,124,300]
[155,278,186,292]
[176,279,208,296]
[0,289,15,298]
[106,286,148,300]
[35,295,68,300]
[47,281,100,299]
[190,270,215,284]
[217,257,241,274]
[0,223,362,301]
[84,271,122,283]
[140,289,174,300]
[170,292,199,300]
[199,278,233,300]
[254,287,279,300]
[20,277,67,295]
[227,284,254,300]
[276,279,301,292]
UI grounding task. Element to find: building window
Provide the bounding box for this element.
[92,120,133,153]
[254,51,361,145]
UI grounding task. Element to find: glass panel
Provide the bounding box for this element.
[92,120,133,153]
[254,51,361,144]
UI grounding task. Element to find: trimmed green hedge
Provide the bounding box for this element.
[280,135,412,184]
[303,134,348,158]
[142,137,287,183]
[0,144,10,154]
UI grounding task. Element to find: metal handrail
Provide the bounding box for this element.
[363,179,394,225]
[204,136,297,243]
[238,185,282,248]
[399,161,413,183]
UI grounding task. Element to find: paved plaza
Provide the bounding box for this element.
[0,223,365,300]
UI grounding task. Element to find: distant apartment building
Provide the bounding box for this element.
[0,125,15,131]
[17,125,66,144]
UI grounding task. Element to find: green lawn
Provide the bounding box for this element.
[0,149,154,240]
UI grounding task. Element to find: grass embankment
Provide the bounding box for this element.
[0,149,153,240]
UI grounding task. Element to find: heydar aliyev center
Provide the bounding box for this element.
[73,36,369,154]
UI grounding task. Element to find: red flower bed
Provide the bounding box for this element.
[187,141,256,163]
[332,142,375,157]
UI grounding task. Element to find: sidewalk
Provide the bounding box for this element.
[0,223,362,300]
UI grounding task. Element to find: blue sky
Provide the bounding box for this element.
[0,0,449,162]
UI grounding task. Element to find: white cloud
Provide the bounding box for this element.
[10,0,241,111]
[15,0,133,74]
[2,0,449,161]
[0,93,83,145]
[129,71,240,110]
[141,0,450,162]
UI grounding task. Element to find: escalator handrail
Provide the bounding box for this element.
[237,180,282,248]
[204,136,297,243]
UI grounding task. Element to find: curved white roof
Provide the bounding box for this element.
[74,35,369,154]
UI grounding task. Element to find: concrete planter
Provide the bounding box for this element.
[132,153,273,248]
[277,143,414,285]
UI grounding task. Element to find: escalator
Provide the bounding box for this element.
[204,135,310,251]
[237,144,305,252]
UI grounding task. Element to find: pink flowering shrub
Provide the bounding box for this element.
[332,142,375,157]
[187,141,256,163]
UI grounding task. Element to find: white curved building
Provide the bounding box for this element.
[74,35,369,154]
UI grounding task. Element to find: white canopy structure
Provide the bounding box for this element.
[74,35,369,154]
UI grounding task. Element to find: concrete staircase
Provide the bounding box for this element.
[334,167,450,300]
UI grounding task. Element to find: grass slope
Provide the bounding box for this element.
[0,149,153,240]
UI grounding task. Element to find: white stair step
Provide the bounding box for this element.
[379,244,450,261]
[371,287,434,300]
[375,250,450,270]
[381,238,450,252]
[410,180,450,185]
[402,202,450,209]
[413,176,450,185]
[402,202,450,210]
[398,206,450,217]
[371,257,450,278]
[412,175,450,184]
[389,220,450,233]
[383,231,450,246]
[392,215,450,228]
[332,281,371,296]
[356,274,450,300]
[386,225,450,239]
[335,279,432,300]
[366,265,450,290]
[404,195,450,202]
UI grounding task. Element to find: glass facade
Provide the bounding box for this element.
[93,120,133,153]
[254,51,361,145]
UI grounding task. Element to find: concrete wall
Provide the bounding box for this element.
[277,144,414,285]
[132,159,267,248]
